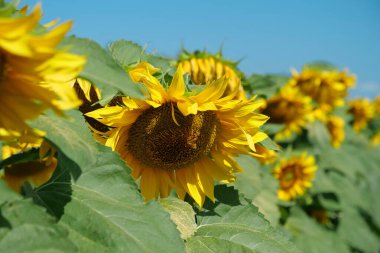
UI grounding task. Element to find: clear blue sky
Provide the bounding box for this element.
[24,0,380,98]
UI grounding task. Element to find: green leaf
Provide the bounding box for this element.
[160,197,197,240]
[304,61,337,71]
[0,0,18,17]
[0,182,77,253]
[233,156,280,225]
[0,148,39,169]
[61,36,143,100]
[108,40,144,68]
[260,137,281,151]
[306,121,331,151]
[285,207,350,253]
[338,208,380,253]
[30,110,98,169]
[30,111,186,253]
[252,189,281,226]
[233,155,262,200]
[245,74,289,98]
[188,204,301,253]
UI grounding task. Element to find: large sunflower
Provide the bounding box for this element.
[273,153,317,201]
[261,85,314,141]
[0,5,85,141]
[87,62,269,206]
[348,98,374,132]
[178,51,246,100]
[289,68,355,109]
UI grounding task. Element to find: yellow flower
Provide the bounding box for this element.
[262,85,314,141]
[87,62,269,207]
[0,5,86,142]
[1,139,56,192]
[178,52,246,100]
[371,131,380,145]
[289,68,355,108]
[348,98,374,132]
[273,153,317,201]
[373,96,380,116]
[70,78,110,141]
[254,144,278,165]
[326,115,345,148]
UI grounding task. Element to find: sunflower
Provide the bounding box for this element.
[371,131,380,146]
[0,4,86,142]
[273,153,317,201]
[254,144,278,165]
[326,115,345,148]
[289,68,355,109]
[71,78,110,136]
[1,139,56,192]
[348,98,374,132]
[261,85,314,141]
[87,62,269,207]
[178,51,246,100]
[373,96,380,116]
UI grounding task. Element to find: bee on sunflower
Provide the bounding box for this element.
[177,50,246,101]
[87,62,270,207]
[272,153,317,201]
[0,4,86,142]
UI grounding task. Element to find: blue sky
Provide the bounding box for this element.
[24,0,380,98]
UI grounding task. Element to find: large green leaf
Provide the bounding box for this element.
[31,111,186,253]
[188,204,301,253]
[108,40,174,74]
[233,155,280,226]
[245,74,289,98]
[160,197,197,240]
[108,40,144,68]
[0,182,77,253]
[61,36,143,101]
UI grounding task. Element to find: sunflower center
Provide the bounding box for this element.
[279,164,300,189]
[0,54,5,83]
[127,103,218,170]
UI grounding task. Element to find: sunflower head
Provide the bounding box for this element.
[87,62,270,207]
[289,68,355,108]
[371,131,380,146]
[71,78,110,136]
[178,50,246,100]
[326,115,345,148]
[348,98,374,132]
[373,96,380,116]
[254,144,278,165]
[1,139,56,192]
[0,4,85,142]
[273,153,317,201]
[262,85,314,141]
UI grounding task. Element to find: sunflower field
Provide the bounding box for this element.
[1,2,380,253]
